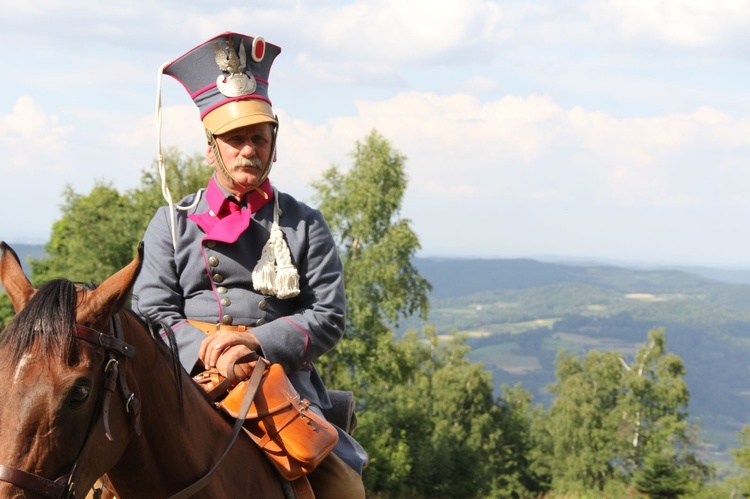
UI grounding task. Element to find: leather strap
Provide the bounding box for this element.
[75,324,135,358]
[187,319,253,335]
[0,466,66,498]
[167,353,265,499]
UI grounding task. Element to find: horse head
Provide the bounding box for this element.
[0,242,143,498]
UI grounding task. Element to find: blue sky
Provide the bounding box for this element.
[3,0,750,266]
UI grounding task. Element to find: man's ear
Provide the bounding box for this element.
[206,144,215,165]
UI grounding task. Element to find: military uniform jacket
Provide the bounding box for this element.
[133,177,345,409]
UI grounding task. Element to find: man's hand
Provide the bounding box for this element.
[199,330,262,380]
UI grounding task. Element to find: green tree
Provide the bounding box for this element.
[312,131,544,498]
[30,149,211,284]
[542,328,710,495]
[618,328,710,485]
[356,328,541,498]
[30,182,144,285]
[634,453,690,499]
[544,348,626,492]
[731,425,750,496]
[311,130,431,381]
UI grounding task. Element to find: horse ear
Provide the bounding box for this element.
[0,241,37,312]
[77,242,144,331]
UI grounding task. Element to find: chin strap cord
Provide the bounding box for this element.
[156,62,204,252]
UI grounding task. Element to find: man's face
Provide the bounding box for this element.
[207,122,274,194]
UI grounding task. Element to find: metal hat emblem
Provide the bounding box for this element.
[214,38,257,97]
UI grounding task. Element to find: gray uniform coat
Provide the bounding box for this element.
[133,177,367,473]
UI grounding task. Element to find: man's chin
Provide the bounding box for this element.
[234,175,262,188]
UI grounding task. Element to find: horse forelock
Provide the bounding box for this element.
[0,279,80,365]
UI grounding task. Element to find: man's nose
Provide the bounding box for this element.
[239,142,255,157]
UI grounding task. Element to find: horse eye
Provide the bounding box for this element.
[70,384,91,405]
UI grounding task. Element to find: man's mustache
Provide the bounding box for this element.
[232,157,263,169]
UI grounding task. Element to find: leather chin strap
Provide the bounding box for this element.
[206,116,279,196]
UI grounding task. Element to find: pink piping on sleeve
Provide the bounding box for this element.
[281,316,310,359]
[162,320,191,339]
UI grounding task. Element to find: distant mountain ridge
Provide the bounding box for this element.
[414,257,720,298]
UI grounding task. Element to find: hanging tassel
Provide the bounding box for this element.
[252,227,278,295]
[252,188,300,298]
[272,223,300,299]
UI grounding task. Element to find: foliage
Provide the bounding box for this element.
[30,182,144,285]
[633,453,690,498]
[30,148,211,285]
[541,328,711,495]
[0,293,13,329]
[731,425,750,496]
[355,328,544,498]
[311,130,431,380]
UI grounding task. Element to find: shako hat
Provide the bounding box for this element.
[163,32,281,135]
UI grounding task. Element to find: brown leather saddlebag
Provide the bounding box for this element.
[195,359,339,481]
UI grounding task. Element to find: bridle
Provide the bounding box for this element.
[0,313,262,499]
[0,315,141,499]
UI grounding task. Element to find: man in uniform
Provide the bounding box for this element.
[133,31,367,498]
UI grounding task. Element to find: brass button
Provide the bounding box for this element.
[258,299,268,310]
[217,286,228,294]
[206,240,216,248]
[208,256,219,267]
[256,318,266,326]
[212,274,224,283]
[221,298,231,306]
[221,315,233,325]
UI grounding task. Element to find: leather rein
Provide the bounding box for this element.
[0,316,141,499]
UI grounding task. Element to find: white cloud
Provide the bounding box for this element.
[277,90,750,211]
[0,97,73,174]
[588,0,750,49]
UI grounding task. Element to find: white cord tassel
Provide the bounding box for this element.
[272,223,300,299]
[253,227,278,295]
[252,189,300,298]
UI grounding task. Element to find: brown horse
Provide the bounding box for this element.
[0,242,286,498]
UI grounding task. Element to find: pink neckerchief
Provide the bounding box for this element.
[188,176,274,243]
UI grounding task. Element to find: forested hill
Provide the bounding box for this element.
[410,256,750,463]
[414,257,721,298]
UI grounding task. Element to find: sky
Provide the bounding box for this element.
[3,0,750,267]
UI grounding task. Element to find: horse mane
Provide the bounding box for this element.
[0,279,80,365]
[0,280,185,415]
